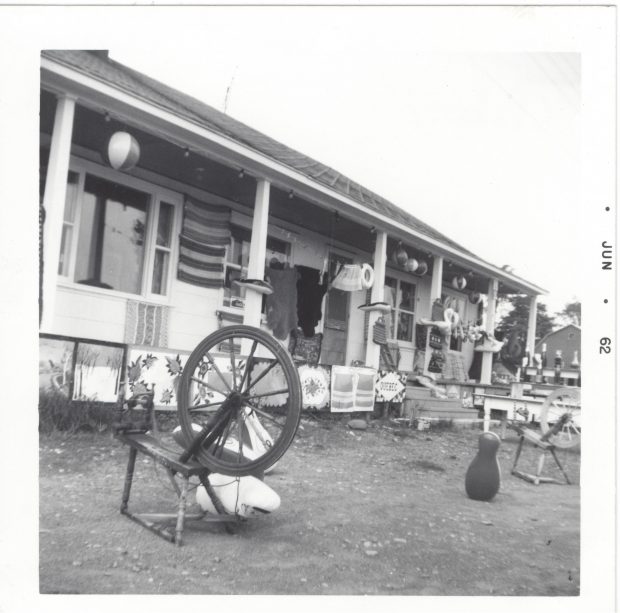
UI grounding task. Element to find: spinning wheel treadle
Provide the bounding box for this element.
[177,325,302,476]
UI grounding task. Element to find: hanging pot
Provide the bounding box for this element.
[451,274,467,291]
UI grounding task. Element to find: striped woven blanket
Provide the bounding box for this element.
[177,197,231,288]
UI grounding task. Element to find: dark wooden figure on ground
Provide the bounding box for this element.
[465,431,502,501]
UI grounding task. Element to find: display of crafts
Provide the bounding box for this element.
[248,360,289,407]
[297,364,331,410]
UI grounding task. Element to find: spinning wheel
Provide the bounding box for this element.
[177,325,302,476]
[540,387,581,449]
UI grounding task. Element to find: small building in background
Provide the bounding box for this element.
[535,324,581,369]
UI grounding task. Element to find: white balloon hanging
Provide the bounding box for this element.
[414,260,428,276]
[106,131,141,171]
[451,274,467,290]
[404,258,419,273]
[393,244,409,267]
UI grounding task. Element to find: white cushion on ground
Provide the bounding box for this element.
[196,474,281,517]
[171,424,277,474]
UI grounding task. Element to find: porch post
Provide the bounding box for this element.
[364,230,388,368]
[243,178,270,328]
[525,294,538,359]
[480,278,498,385]
[40,95,76,332]
[430,255,444,302]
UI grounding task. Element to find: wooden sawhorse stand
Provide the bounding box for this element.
[116,432,238,546]
[510,426,571,485]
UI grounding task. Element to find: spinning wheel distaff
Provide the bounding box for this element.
[114,325,303,545]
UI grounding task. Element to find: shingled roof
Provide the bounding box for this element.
[42,49,479,258]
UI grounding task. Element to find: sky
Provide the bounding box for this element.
[105,7,584,319]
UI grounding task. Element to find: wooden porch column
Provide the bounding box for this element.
[480,278,499,385]
[430,255,444,302]
[525,294,538,360]
[243,179,270,329]
[364,230,388,368]
[40,95,76,332]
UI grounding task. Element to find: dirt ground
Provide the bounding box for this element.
[39,417,580,596]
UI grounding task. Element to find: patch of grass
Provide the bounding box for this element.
[39,389,116,435]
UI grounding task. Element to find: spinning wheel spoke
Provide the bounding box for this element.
[177,325,302,476]
[188,375,230,396]
[238,340,258,393]
[249,388,290,400]
[245,359,278,393]
[204,352,233,393]
[242,401,286,431]
[188,400,224,413]
[227,337,239,391]
[540,387,581,449]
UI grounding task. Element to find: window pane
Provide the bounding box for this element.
[75,175,149,294]
[397,312,414,342]
[399,280,416,312]
[224,268,245,308]
[151,249,169,295]
[266,236,288,266]
[384,277,397,307]
[58,172,79,275]
[63,171,79,222]
[156,202,174,247]
[58,225,72,276]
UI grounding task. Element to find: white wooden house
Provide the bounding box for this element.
[39,50,545,408]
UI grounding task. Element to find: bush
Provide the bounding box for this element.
[39,389,116,435]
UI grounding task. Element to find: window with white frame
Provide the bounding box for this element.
[58,165,178,298]
[385,276,417,343]
[223,225,290,309]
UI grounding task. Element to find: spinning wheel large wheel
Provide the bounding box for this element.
[540,387,581,449]
[177,325,302,476]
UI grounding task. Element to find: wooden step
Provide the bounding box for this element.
[405,386,432,401]
[415,398,480,420]
[417,409,480,420]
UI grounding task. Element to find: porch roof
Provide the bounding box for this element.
[41,49,545,295]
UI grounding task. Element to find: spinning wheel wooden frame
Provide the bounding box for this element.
[539,387,581,449]
[114,325,303,544]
